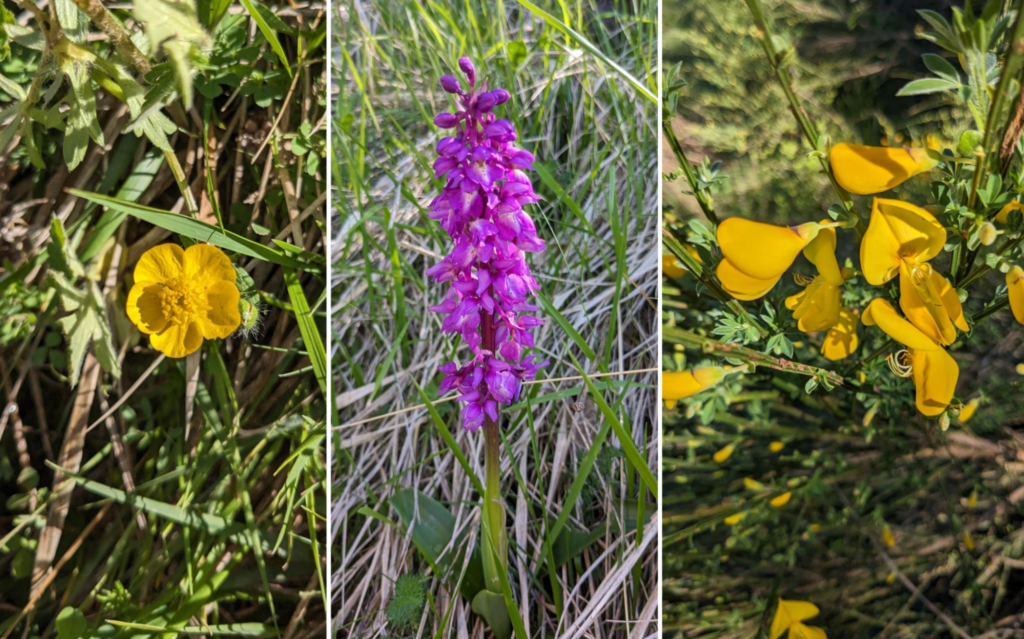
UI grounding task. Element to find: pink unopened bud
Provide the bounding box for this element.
[440,75,461,94]
[434,113,458,128]
[458,56,476,84]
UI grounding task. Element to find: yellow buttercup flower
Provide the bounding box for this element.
[127,244,241,358]
[862,298,959,417]
[1007,265,1024,324]
[830,142,938,195]
[860,198,967,346]
[820,308,860,361]
[716,218,824,300]
[770,599,828,639]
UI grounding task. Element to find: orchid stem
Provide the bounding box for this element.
[479,310,507,592]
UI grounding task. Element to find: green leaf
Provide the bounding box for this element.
[284,269,328,399]
[896,77,959,96]
[514,0,656,104]
[62,60,104,170]
[239,0,293,77]
[49,273,120,386]
[922,53,959,82]
[471,590,512,639]
[68,190,312,270]
[197,0,234,28]
[390,487,485,600]
[133,0,210,109]
[55,0,89,43]
[56,607,87,639]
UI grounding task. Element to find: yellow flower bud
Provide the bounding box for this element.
[979,222,997,246]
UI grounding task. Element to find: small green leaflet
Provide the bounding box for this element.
[49,273,120,387]
[62,61,104,170]
[48,218,120,386]
[132,0,210,110]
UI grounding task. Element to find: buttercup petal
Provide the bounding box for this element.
[718,218,818,281]
[912,347,959,417]
[717,258,780,300]
[150,321,204,358]
[1007,265,1024,324]
[126,283,168,335]
[898,263,957,346]
[133,244,185,285]
[830,142,937,195]
[862,298,939,351]
[183,244,237,285]
[821,308,859,361]
[200,279,242,339]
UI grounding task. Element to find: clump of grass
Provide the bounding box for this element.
[332,0,658,637]
[0,2,327,636]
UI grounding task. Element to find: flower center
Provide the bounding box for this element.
[158,277,207,326]
[886,349,913,377]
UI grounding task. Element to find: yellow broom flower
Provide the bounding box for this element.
[959,397,979,422]
[770,599,828,639]
[127,244,241,358]
[860,198,967,346]
[862,298,959,416]
[663,366,732,408]
[1007,265,1024,324]
[830,142,938,195]
[716,218,823,300]
[820,308,860,361]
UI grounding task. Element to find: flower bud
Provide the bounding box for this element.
[491,89,511,106]
[979,222,997,246]
[434,113,458,128]
[476,92,498,112]
[440,75,461,94]
[458,56,475,84]
[938,411,950,431]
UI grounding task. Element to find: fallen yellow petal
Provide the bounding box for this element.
[771,492,792,508]
[744,477,765,491]
[725,511,747,525]
[830,142,937,195]
[713,444,735,463]
[882,524,896,547]
[770,599,821,639]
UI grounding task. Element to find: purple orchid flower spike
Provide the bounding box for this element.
[425,57,547,432]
